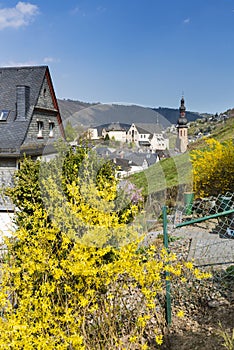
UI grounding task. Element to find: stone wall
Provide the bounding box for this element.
[23,76,63,146]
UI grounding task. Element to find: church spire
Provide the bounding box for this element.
[177,96,188,126]
[176,96,188,153]
[179,96,186,116]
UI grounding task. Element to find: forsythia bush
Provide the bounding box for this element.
[191,138,234,197]
[0,146,211,349]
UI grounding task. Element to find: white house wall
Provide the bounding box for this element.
[126,124,150,144]
[117,165,144,178]
[88,128,99,139]
[150,134,169,151]
[106,130,127,142]
[0,212,15,242]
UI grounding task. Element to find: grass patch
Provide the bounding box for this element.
[129,152,193,196]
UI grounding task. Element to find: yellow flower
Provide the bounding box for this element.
[155,334,163,345]
[129,335,137,343]
[177,310,184,318]
[184,261,193,270]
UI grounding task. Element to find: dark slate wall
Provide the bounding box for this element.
[23,76,63,146]
[36,77,55,110]
[24,112,61,145]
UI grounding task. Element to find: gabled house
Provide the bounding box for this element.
[126,123,169,151]
[0,65,65,232]
[94,146,116,157]
[111,157,142,178]
[124,152,149,169]
[87,122,130,141]
[0,65,64,162]
[124,152,159,168]
[126,123,151,146]
[102,122,128,142]
[150,133,169,151]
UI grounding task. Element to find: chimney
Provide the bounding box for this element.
[16,85,30,120]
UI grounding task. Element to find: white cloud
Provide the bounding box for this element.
[0,60,38,67]
[70,5,106,17]
[96,6,106,14]
[0,2,39,30]
[43,57,59,64]
[1,57,60,67]
[70,6,86,17]
[70,6,79,15]
[183,18,190,24]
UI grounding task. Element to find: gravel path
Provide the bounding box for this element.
[146,219,234,268]
[169,222,234,267]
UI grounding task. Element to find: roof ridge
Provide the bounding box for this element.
[0,65,48,70]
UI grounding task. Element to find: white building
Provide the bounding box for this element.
[87,122,169,151]
[87,127,99,139]
[102,128,127,142]
[150,133,169,151]
[126,123,169,151]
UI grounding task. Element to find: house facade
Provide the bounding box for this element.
[0,65,65,236]
[150,133,169,151]
[88,122,169,151]
[126,123,151,146]
[126,123,169,151]
[102,127,127,142]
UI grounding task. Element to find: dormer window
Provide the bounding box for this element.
[37,120,44,138]
[0,110,9,121]
[49,121,55,137]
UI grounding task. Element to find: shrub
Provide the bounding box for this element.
[191,139,234,197]
[0,146,211,349]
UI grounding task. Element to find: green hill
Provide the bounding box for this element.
[153,107,201,124]
[57,99,202,128]
[188,115,234,150]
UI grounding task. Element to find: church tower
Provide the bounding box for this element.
[176,96,188,153]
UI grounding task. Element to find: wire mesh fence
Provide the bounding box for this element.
[162,200,234,327]
[164,192,234,303]
[173,191,234,239]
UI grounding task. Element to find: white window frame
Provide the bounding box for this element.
[37,120,44,138]
[49,121,55,138]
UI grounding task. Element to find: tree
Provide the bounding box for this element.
[64,120,77,141]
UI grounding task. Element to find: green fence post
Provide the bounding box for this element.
[163,206,172,325]
[184,192,194,215]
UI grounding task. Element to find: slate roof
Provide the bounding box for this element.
[157,150,170,159]
[94,146,115,156]
[111,158,134,171]
[124,152,158,167]
[94,122,131,137]
[134,123,163,135]
[124,152,148,167]
[138,140,151,146]
[0,66,56,155]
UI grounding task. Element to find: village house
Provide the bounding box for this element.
[0,65,65,237]
[87,122,130,141]
[105,150,160,178]
[126,123,169,151]
[100,122,128,142]
[88,122,169,151]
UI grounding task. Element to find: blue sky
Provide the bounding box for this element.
[1,0,234,113]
